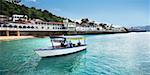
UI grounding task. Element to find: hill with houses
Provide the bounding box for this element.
[0,0,72,22]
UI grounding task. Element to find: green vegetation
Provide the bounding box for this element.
[0,0,71,22]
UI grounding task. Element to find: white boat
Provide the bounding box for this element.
[35,36,87,57]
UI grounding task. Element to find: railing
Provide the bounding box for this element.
[0,23,68,31]
[0,27,69,31]
[0,23,124,32]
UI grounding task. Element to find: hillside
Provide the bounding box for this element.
[0,0,72,22]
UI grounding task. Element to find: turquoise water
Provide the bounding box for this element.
[0,32,150,75]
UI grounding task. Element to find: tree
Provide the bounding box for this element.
[31,7,36,9]
[43,10,49,13]
[99,23,107,29]
[81,18,89,23]
[37,9,42,12]
[1,0,66,22]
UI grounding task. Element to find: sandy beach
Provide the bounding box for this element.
[0,36,35,41]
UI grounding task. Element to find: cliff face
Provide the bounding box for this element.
[0,0,67,22]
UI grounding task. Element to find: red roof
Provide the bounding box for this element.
[36,21,63,25]
[47,22,63,24]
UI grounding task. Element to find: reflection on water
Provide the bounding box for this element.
[35,50,87,75]
[0,44,87,75]
[0,39,41,75]
[0,32,150,75]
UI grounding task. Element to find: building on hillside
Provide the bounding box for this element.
[12,14,28,22]
[5,0,22,5]
[0,14,128,36]
[76,25,98,31]
[0,15,72,36]
[63,19,76,31]
[5,0,21,3]
[96,26,103,31]
[0,15,9,23]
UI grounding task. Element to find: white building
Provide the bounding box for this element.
[76,26,98,31]
[96,26,103,31]
[5,0,21,3]
[12,14,28,22]
[0,15,9,23]
[63,19,76,31]
[5,0,22,5]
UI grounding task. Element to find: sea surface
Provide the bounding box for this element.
[0,32,150,75]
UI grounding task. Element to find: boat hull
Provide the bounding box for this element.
[35,46,87,57]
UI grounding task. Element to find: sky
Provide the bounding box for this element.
[21,0,150,27]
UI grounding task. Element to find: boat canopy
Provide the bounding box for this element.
[50,35,86,49]
[50,36,85,40]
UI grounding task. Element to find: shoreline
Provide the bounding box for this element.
[0,36,35,41]
[0,32,148,41]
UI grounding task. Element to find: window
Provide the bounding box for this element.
[23,26,26,28]
[27,26,30,28]
[47,27,49,29]
[62,27,66,29]
[14,25,17,28]
[42,27,44,29]
[31,26,34,29]
[8,25,13,28]
[19,26,22,28]
[3,24,7,27]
